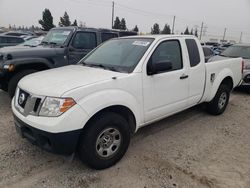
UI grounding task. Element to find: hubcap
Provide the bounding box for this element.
[96,128,121,158]
[218,92,227,109]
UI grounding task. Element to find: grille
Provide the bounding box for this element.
[15,88,45,116]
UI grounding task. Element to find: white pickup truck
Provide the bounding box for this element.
[12,35,243,169]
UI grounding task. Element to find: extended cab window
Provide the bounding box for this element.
[150,40,183,72]
[101,33,118,42]
[72,32,97,49]
[186,39,201,67]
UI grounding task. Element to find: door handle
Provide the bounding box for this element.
[180,74,189,80]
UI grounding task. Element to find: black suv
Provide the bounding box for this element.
[0,27,137,97]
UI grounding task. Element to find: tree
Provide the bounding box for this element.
[113,17,120,29]
[132,25,139,32]
[72,19,78,26]
[194,28,198,37]
[59,12,71,27]
[161,24,171,34]
[113,17,121,29]
[120,18,127,30]
[151,23,160,34]
[38,8,55,31]
[184,27,189,35]
[190,29,194,35]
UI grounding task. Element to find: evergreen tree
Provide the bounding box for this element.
[190,29,194,35]
[120,18,127,30]
[151,23,160,34]
[72,19,78,26]
[38,8,55,31]
[161,24,171,34]
[184,27,189,35]
[113,17,121,29]
[59,12,71,27]
[132,25,139,32]
[194,28,198,37]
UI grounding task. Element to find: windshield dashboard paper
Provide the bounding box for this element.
[132,41,150,47]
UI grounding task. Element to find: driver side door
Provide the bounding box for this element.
[68,31,97,64]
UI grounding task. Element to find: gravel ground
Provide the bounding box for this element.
[1,89,250,188]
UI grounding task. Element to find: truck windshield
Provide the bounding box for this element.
[220,46,250,59]
[81,38,154,73]
[42,29,72,46]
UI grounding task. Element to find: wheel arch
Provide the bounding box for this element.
[83,105,137,135]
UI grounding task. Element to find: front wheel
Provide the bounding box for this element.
[206,84,230,115]
[78,112,131,170]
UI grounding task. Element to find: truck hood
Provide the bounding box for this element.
[18,65,127,97]
[0,45,62,58]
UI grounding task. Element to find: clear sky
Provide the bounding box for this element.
[0,0,250,42]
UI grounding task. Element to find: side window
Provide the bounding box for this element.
[101,33,118,42]
[72,32,97,49]
[8,37,21,43]
[203,47,213,56]
[185,39,201,67]
[0,37,8,43]
[150,40,183,72]
[16,38,24,43]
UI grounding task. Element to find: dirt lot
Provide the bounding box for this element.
[1,89,250,188]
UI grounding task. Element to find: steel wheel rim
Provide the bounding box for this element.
[218,92,227,109]
[96,127,121,158]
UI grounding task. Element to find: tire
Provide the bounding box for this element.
[8,70,37,98]
[206,84,230,115]
[78,112,131,170]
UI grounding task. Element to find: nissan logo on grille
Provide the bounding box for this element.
[18,93,26,105]
[18,90,29,108]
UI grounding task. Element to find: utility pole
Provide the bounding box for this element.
[239,32,243,43]
[199,22,204,40]
[222,28,227,41]
[111,1,114,29]
[172,16,176,34]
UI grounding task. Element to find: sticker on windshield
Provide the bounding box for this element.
[62,31,71,35]
[132,41,150,47]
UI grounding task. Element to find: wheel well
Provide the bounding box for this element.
[15,63,49,72]
[84,105,137,135]
[221,76,234,91]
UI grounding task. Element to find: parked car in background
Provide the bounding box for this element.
[2,31,35,37]
[203,46,215,62]
[19,36,44,47]
[0,35,24,48]
[209,44,250,87]
[0,26,137,97]
[12,35,243,169]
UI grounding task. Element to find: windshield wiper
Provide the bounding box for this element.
[41,41,48,45]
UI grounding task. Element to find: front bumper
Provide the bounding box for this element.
[14,115,81,155]
[12,95,90,155]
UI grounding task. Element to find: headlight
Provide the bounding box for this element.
[39,97,76,117]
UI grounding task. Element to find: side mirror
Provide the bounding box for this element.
[147,60,173,75]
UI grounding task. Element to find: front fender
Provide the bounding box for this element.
[5,57,53,69]
[77,89,142,129]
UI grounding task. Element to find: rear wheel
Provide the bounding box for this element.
[78,112,131,170]
[8,70,37,98]
[206,84,230,115]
